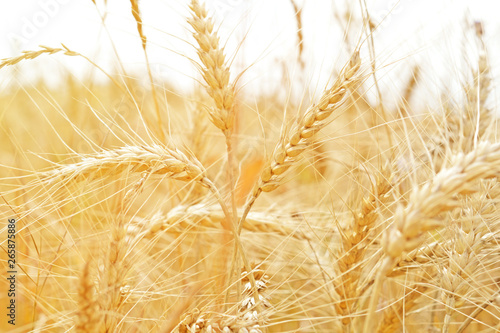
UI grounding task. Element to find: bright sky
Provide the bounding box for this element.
[1,0,499,108]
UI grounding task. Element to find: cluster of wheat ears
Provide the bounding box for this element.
[1,0,500,332]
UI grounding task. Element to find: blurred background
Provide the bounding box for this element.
[1,0,500,108]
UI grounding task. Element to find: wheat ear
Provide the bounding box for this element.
[178,308,207,333]
[365,141,500,331]
[334,170,392,329]
[99,163,155,332]
[290,0,304,68]
[45,144,259,315]
[0,45,78,69]
[188,0,235,133]
[43,145,206,184]
[390,230,494,277]
[222,265,271,333]
[75,260,100,333]
[383,142,500,262]
[441,223,486,333]
[466,21,492,146]
[255,52,360,194]
[376,280,430,333]
[129,203,311,240]
[397,65,420,116]
[0,44,124,90]
[237,52,361,234]
[189,0,260,311]
[444,21,494,154]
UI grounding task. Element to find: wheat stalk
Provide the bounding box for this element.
[129,0,165,141]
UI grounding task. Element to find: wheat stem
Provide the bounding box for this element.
[130,0,165,141]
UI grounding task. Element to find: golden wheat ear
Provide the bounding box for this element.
[42,145,207,184]
[334,168,393,328]
[255,51,361,195]
[76,260,101,333]
[365,141,500,331]
[188,0,236,134]
[128,203,311,240]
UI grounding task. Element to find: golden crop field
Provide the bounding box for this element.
[1,0,500,332]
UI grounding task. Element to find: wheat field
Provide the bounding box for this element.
[1,0,500,332]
